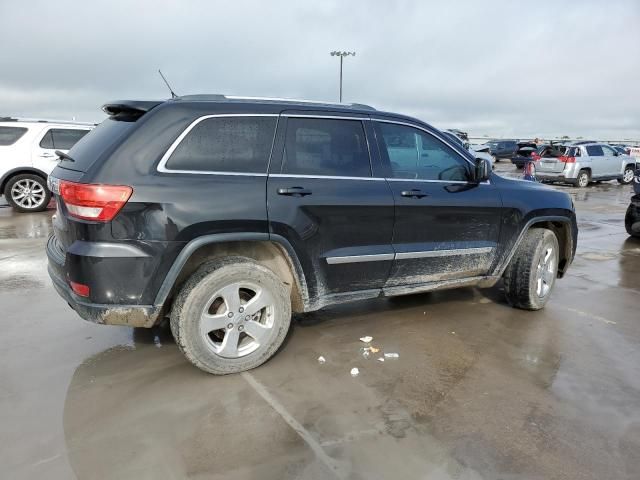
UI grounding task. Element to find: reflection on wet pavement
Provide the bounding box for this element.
[1,170,639,479]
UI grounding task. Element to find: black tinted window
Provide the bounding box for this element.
[39,130,54,149]
[586,145,604,157]
[0,126,28,146]
[376,122,470,181]
[40,129,89,150]
[281,118,371,177]
[166,116,276,173]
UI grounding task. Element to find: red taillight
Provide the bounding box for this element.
[69,280,90,297]
[531,153,541,161]
[59,181,132,222]
[560,156,576,164]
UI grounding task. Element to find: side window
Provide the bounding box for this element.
[0,126,28,146]
[585,145,604,157]
[40,129,89,150]
[375,122,470,181]
[165,116,277,173]
[51,129,89,150]
[281,118,371,177]
[39,130,54,149]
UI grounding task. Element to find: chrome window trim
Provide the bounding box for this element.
[386,177,491,185]
[326,253,394,264]
[395,247,493,260]
[326,247,494,264]
[270,174,384,181]
[157,114,280,174]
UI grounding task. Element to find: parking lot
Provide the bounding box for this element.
[1,162,638,480]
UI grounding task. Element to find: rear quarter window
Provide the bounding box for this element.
[164,116,277,173]
[0,126,28,146]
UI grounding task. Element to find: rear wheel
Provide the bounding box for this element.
[170,257,291,374]
[575,170,590,188]
[4,174,51,212]
[503,228,559,310]
[619,166,635,184]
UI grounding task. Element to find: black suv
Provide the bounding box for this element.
[46,96,577,374]
[626,167,640,238]
[486,139,519,160]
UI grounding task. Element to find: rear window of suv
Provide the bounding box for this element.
[0,126,28,146]
[165,116,277,173]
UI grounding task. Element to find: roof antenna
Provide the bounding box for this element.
[158,69,178,99]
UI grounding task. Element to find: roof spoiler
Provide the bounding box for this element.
[101,100,163,118]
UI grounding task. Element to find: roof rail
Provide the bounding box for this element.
[176,94,376,110]
[0,116,96,126]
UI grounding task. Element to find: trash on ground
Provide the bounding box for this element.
[451,331,456,335]
[368,346,380,353]
[350,367,360,377]
[362,350,370,358]
[318,356,326,364]
[384,352,399,359]
[359,336,373,343]
[377,357,385,362]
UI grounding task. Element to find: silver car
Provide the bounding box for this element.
[536,143,638,188]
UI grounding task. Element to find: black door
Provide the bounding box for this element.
[267,114,395,297]
[372,120,503,288]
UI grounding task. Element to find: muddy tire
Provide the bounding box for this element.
[170,257,291,375]
[574,170,590,188]
[626,204,640,238]
[4,174,51,212]
[618,166,635,185]
[503,228,559,310]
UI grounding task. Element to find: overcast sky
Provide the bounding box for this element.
[1,0,639,139]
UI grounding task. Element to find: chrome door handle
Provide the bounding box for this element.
[40,152,55,158]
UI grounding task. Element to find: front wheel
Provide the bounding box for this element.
[618,166,635,184]
[4,174,51,212]
[170,257,291,374]
[503,228,559,310]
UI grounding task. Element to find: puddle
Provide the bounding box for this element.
[579,251,618,261]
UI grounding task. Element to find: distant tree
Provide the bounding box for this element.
[561,135,570,139]
[576,136,583,140]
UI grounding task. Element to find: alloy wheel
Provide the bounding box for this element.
[11,179,46,209]
[535,246,556,298]
[199,281,275,358]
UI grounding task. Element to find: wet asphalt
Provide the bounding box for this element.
[1,163,639,480]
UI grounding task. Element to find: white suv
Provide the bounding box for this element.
[0,118,94,212]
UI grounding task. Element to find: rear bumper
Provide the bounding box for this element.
[537,163,579,181]
[46,235,161,327]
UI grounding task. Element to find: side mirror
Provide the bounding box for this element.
[474,158,490,182]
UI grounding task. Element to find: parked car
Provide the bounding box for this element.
[0,118,93,212]
[511,142,540,169]
[485,139,519,161]
[625,167,640,238]
[46,95,577,374]
[536,143,638,188]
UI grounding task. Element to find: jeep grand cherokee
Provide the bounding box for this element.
[46,95,578,374]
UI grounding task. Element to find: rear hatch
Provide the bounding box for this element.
[537,145,570,173]
[49,101,159,256]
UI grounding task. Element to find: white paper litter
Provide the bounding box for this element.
[384,352,399,359]
[318,356,326,364]
[350,367,360,377]
[377,357,385,362]
[359,336,373,343]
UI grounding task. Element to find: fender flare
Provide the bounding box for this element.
[492,214,575,278]
[152,232,310,309]
[0,167,48,191]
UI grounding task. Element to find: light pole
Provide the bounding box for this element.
[330,51,355,102]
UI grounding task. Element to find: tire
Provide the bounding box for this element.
[503,228,559,310]
[574,170,590,188]
[4,174,51,212]
[618,166,635,185]
[626,204,640,238]
[170,256,291,374]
